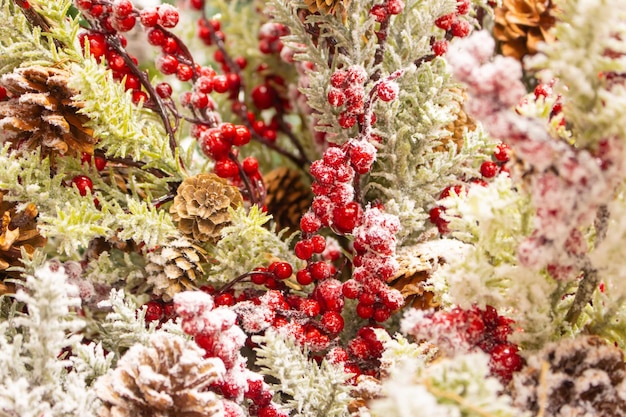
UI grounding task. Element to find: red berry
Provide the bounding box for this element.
[212,75,229,93]
[387,0,404,14]
[356,303,374,319]
[480,161,498,178]
[131,90,148,105]
[190,0,204,9]
[0,86,6,101]
[158,4,180,28]
[309,261,330,281]
[162,37,178,55]
[494,143,510,162]
[451,18,471,38]
[147,28,166,46]
[456,0,470,14]
[296,269,314,285]
[369,4,387,22]
[140,8,160,27]
[94,155,107,171]
[115,15,137,32]
[242,157,259,175]
[332,201,362,234]
[299,299,321,317]
[311,235,326,253]
[251,85,275,110]
[156,82,173,98]
[72,175,93,196]
[432,39,448,56]
[435,13,455,30]
[330,70,347,88]
[271,262,293,280]
[295,239,314,260]
[250,267,268,285]
[321,311,344,334]
[342,280,361,299]
[534,84,552,98]
[233,125,251,146]
[373,306,391,322]
[327,88,345,107]
[144,301,164,321]
[214,292,235,306]
[177,64,194,82]
[156,54,179,75]
[489,343,523,382]
[113,0,133,17]
[377,80,398,102]
[80,32,108,61]
[338,112,357,129]
[214,158,239,178]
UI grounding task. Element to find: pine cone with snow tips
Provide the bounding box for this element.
[263,167,313,234]
[170,173,243,244]
[511,335,626,417]
[0,65,96,157]
[95,333,225,417]
[146,238,207,300]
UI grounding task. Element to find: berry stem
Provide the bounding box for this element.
[371,13,392,82]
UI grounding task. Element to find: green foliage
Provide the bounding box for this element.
[0,263,97,417]
[370,352,523,417]
[69,58,180,175]
[208,205,304,285]
[0,0,53,74]
[254,330,353,417]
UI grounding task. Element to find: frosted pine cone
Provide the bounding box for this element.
[145,238,207,300]
[0,65,96,157]
[0,191,46,281]
[264,167,313,234]
[170,173,243,244]
[95,333,225,417]
[493,0,558,61]
[387,244,442,309]
[511,335,626,417]
[303,0,350,16]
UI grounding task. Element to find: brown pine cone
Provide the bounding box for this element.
[493,0,558,61]
[0,65,96,157]
[303,0,350,16]
[95,333,225,417]
[263,167,313,234]
[170,173,243,244]
[145,238,207,301]
[511,335,626,417]
[387,244,440,310]
[0,191,47,282]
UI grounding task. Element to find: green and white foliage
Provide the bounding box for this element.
[254,330,353,417]
[0,263,97,417]
[208,205,304,285]
[530,0,626,149]
[95,289,184,358]
[370,351,523,417]
[431,175,560,347]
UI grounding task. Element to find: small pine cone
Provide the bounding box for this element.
[95,333,225,417]
[511,335,626,417]
[0,191,47,281]
[146,238,207,301]
[348,375,382,416]
[493,0,558,61]
[170,173,243,244]
[303,0,350,16]
[263,167,313,234]
[0,65,96,157]
[387,245,439,310]
[434,89,475,153]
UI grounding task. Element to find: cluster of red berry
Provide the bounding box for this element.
[432,0,472,56]
[405,305,523,382]
[327,65,370,129]
[175,291,288,417]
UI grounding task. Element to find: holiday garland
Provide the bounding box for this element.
[1,0,626,416]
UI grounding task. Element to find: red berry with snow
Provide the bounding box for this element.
[480,161,498,178]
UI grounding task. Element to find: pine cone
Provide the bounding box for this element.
[302,0,350,16]
[95,333,225,417]
[0,65,96,157]
[511,335,626,417]
[493,0,558,61]
[387,245,439,310]
[434,89,475,153]
[170,173,243,244]
[146,238,207,301]
[263,167,313,234]
[0,191,47,281]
